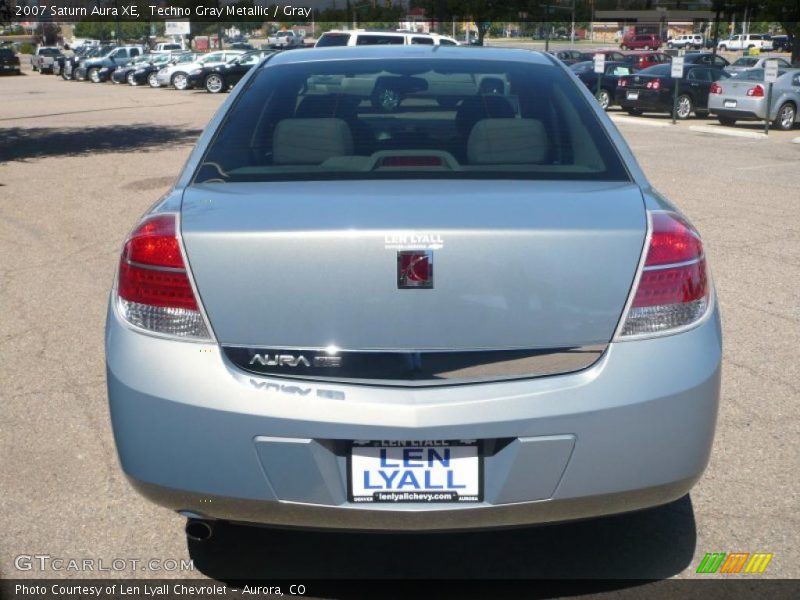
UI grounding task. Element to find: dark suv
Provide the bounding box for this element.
[621,34,662,51]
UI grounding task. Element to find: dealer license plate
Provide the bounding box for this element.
[724,100,737,108]
[626,91,640,100]
[349,441,481,503]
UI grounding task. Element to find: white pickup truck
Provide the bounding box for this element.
[267,31,304,48]
[717,34,774,52]
[31,47,62,73]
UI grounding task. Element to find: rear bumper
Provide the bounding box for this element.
[106,300,722,531]
[708,96,767,120]
[616,89,672,113]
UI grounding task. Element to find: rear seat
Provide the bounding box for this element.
[467,118,549,165]
[272,118,354,165]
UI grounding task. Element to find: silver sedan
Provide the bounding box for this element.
[708,67,800,129]
[105,46,721,539]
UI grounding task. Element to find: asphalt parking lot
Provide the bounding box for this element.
[1,62,798,586]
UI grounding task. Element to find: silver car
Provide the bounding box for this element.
[106,46,721,539]
[708,67,800,130]
[724,55,793,75]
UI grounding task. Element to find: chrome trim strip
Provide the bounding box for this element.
[124,259,186,273]
[642,255,704,271]
[221,344,607,387]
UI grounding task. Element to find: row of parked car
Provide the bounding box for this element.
[44,43,271,93]
[619,32,794,53]
[555,49,800,130]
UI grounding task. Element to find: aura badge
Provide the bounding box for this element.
[397,250,433,289]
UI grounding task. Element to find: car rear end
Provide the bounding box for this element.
[617,65,673,112]
[708,68,773,121]
[106,47,721,532]
[0,48,20,74]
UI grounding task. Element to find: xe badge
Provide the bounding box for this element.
[397,251,433,289]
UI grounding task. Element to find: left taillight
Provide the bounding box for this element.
[617,211,711,338]
[116,214,211,339]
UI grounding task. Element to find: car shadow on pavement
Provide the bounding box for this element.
[187,494,696,595]
[0,125,203,163]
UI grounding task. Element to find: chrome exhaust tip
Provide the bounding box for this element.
[185,519,214,542]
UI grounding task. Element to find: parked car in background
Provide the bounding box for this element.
[718,34,774,52]
[579,49,626,63]
[188,50,274,93]
[153,43,183,53]
[63,45,114,80]
[550,49,584,65]
[621,51,670,70]
[770,35,793,53]
[229,42,255,51]
[267,30,304,49]
[620,33,662,51]
[111,54,162,85]
[683,52,731,68]
[667,34,704,50]
[571,60,639,110]
[134,53,195,87]
[316,30,459,47]
[31,47,62,73]
[76,46,145,83]
[0,47,21,75]
[155,50,244,90]
[725,55,793,75]
[106,46,721,539]
[708,67,800,130]
[617,63,731,118]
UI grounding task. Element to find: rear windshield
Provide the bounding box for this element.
[638,64,671,76]
[194,58,630,184]
[732,57,759,67]
[39,48,61,56]
[316,33,350,47]
[0,48,14,58]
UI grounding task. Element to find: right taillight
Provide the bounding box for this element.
[746,85,764,97]
[618,212,710,338]
[116,213,211,339]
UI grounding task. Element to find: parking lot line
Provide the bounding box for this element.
[688,125,767,140]
[609,115,671,128]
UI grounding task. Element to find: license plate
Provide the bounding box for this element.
[626,91,639,100]
[724,100,737,108]
[349,441,481,503]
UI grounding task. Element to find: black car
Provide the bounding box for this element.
[616,63,731,119]
[111,54,163,85]
[682,52,730,68]
[187,50,274,93]
[571,61,639,110]
[771,35,794,53]
[549,50,583,66]
[228,42,255,51]
[0,47,21,75]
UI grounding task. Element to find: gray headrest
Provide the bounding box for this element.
[273,118,354,165]
[467,118,549,165]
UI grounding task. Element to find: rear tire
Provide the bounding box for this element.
[676,94,693,119]
[774,102,796,131]
[718,116,736,126]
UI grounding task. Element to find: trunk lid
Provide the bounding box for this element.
[181,180,645,351]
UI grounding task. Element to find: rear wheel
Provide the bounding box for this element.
[596,89,611,110]
[718,116,737,126]
[205,73,225,93]
[774,102,796,131]
[620,44,628,50]
[171,72,188,90]
[643,45,651,51]
[676,94,693,119]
